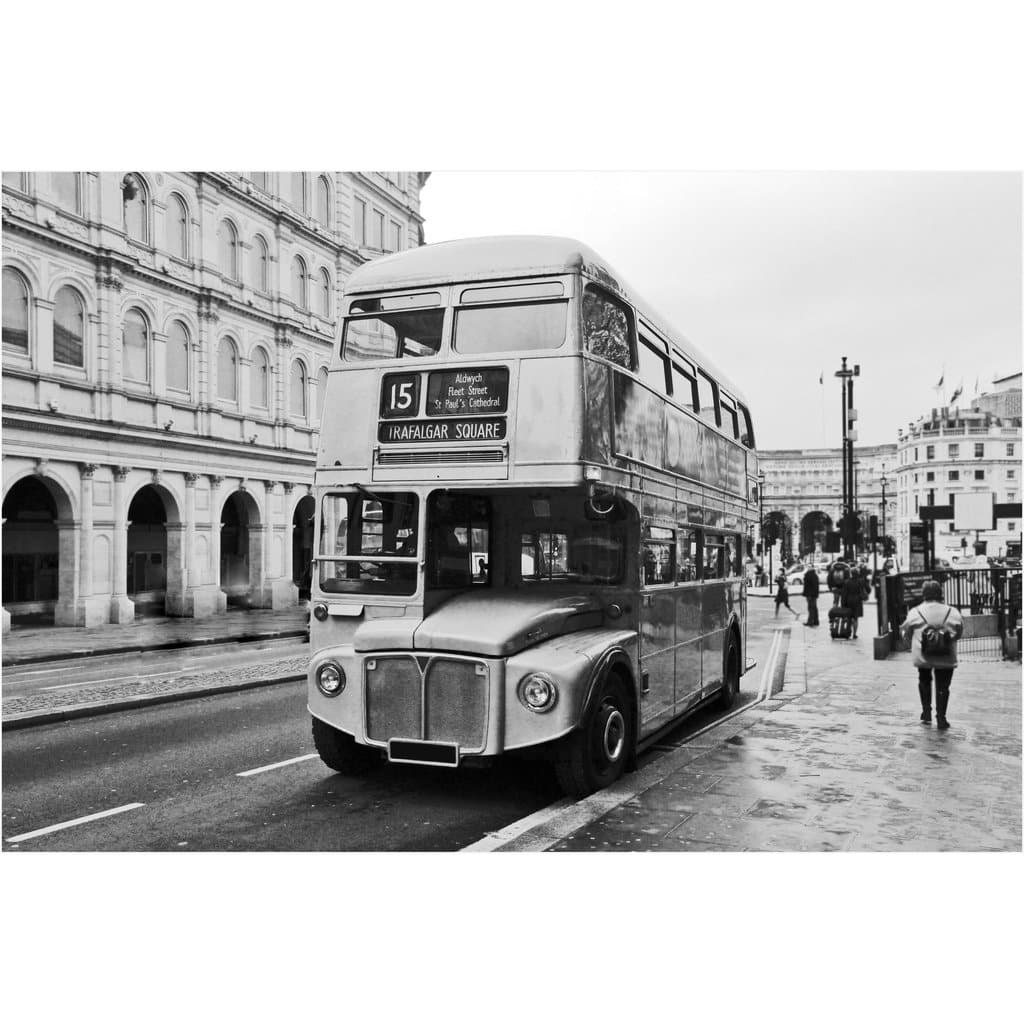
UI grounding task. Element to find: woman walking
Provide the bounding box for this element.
[774,569,799,619]
[899,580,964,730]
[839,565,867,639]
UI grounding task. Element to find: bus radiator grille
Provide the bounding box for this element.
[376,449,505,465]
[364,656,487,751]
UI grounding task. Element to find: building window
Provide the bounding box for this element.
[388,220,402,253]
[914,448,919,462]
[290,359,306,418]
[914,495,919,512]
[353,196,366,246]
[925,445,934,460]
[317,175,331,226]
[168,194,189,259]
[975,442,985,458]
[1008,469,1016,480]
[51,172,81,214]
[289,172,307,213]
[3,172,28,191]
[252,171,269,192]
[1009,520,1017,532]
[167,320,190,392]
[2,267,30,352]
[948,443,959,459]
[252,236,269,292]
[974,469,985,481]
[218,219,238,281]
[217,337,238,401]
[291,256,307,308]
[123,308,149,383]
[318,268,331,317]
[122,173,149,243]
[1008,443,1015,457]
[316,366,328,419]
[926,471,935,482]
[53,286,85,367]
[252,347,269,409]
[371,210,384,249]
[949,470,960,481]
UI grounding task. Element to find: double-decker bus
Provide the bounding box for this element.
[308,236,759,797]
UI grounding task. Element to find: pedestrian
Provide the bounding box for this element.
[840,565,865,639]
[899,579,964,730]
[827,559,849,607]
[803,563,820,626]
[774,569,799,619]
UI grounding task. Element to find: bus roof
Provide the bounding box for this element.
[346,235,750,408]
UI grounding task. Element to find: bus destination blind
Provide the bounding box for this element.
[378,418,506,443]
[425,368,508,416]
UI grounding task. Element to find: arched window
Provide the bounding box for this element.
[123,308,150,383]
[168,194,189,259]
[51,173,81,214]
[122,173,149,243]
[217,337,238,401]
[291,255,307,308]
[289,172,307,213]
[2,267,30,352]
[317,175,331,225]
[316,366,329,420]
[318,268,331,317]
[53,286,85,367]
[290,359,307,418]
[252,172,269,192]
[167,320,190,392]
[252,235,269,292]
[252,347,270,409]
[218,219,238,281]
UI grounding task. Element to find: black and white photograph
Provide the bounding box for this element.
[2,4,1021,1022]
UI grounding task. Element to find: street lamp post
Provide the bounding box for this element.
[880,472,888,550]
[757,471,769,592]
[835,356,860,560]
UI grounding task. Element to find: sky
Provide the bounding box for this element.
[420,171,1021,451]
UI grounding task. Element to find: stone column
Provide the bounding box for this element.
[184,473,198,589]
[54,516,81,627]
[208,475,226,613]
[110,465,135,622]
[74,463,108,626]
[282,482,296,587]
[186,473,225,617]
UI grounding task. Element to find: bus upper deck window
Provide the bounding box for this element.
[582,286,633,369]
[719,394,740,439]
[342,303,444,362]
[671,363,699,413]
[738,404,755,448]
[454,302,568,355]
[696,370,719,427]
[637,334,669,393]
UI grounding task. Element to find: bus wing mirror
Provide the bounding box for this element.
[584,491,624,521]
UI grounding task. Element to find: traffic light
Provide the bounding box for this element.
[868,515,879,544]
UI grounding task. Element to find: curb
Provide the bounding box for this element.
[1,672,306,731]
[1,628,308,667]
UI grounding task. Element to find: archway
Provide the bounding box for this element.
[800,511,833,559]
[293,495,315,599]
[764,510,794,566]
[127,486,168,615]
[2,477,60,625]
[220,490,262,607]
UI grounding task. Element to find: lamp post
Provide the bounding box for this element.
[757,471,767,591]
[880,472,888,549]
[835,356,860,560]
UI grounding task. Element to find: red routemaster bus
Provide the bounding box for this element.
[307,236,759,796]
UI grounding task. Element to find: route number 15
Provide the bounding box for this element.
[381,372,420,419]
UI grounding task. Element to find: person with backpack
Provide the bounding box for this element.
[827,559,849,606]
[900,579,964,730]
[840,565,867,639]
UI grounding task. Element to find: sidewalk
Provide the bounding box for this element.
[490,624,1022,852]
[1,605,310,729]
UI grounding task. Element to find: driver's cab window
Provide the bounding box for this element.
[427,492,491,588]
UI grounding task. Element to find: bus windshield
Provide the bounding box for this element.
[318,491,419,595]
[454,301,568,354]
[342,309,444,362]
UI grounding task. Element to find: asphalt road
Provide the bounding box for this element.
[2,601,792,852]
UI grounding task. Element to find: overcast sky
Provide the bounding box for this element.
[420,171,1021,451]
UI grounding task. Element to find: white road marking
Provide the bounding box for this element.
[461,798,575,852]
[756,629,784,701]
[6,803,145,844]
[236,753,319,777]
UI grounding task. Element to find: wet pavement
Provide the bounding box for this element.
[493,617,1022,853]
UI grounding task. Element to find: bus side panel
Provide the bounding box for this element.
[514,358,583,470]
[319,369,377,470]
[674,588,703,712]
[582,360,613,466]
[639,590,675,725]
[611,373,666,468]
[701,581,729,697]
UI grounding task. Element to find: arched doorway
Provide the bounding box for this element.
[220,490,262,608]
[127,486,168,615]
[800,511,833,559]
[293,495,315,599]
[2,477,60,625]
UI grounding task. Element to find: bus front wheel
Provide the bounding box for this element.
[555,676,632,798]
[311,717,378,775]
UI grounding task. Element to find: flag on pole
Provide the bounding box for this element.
[936,370,945,388]
[974,375,979,395]
[819,371,823,385]
[950,383,963,404]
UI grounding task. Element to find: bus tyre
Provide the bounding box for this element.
[555,676,632,798]
[717,636,740,710]
[311,717,378,775]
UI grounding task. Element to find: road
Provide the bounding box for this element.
[2,601,794,851]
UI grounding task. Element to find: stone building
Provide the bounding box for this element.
[2,171,428,631]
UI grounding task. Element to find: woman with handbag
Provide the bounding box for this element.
[899,579,964,730]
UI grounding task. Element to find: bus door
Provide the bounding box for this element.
[700,532,731,698]
[639,526,680,726]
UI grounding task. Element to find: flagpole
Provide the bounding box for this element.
[819,370,825,447]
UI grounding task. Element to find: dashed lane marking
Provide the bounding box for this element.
[236,753,319,777]
[5,803,146,844]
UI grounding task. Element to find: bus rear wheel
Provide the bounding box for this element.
[555,676,632,798]
[717,636,740,710]
[311,717,378,775]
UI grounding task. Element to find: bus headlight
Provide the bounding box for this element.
[312,603,329,621]
[316,662,346,697]
[518,673,558,713]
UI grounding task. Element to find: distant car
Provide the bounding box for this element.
[787,565,827,589]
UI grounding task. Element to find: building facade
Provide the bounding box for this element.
[895,375,1022,562]
[2,171,428,631]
